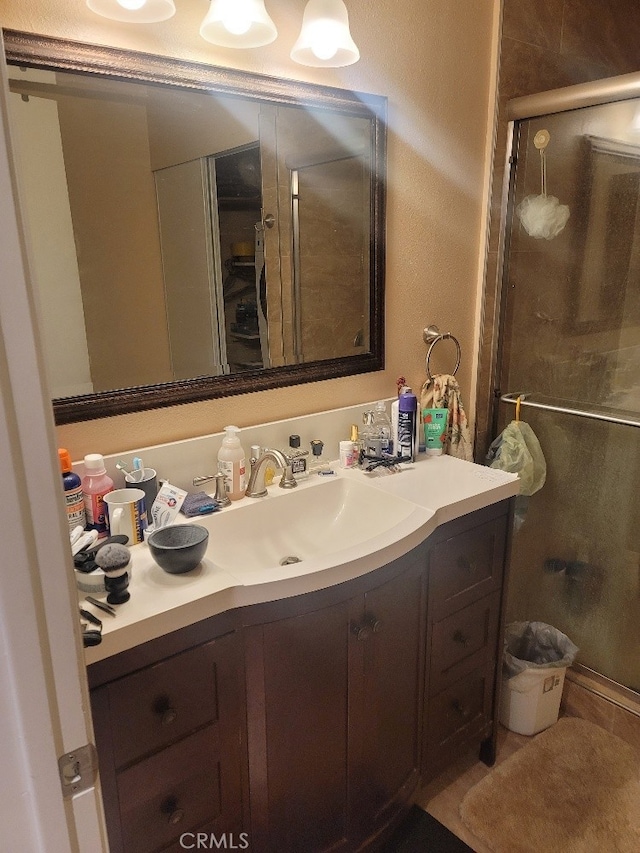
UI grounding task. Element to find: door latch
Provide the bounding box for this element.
[58,743,98,797]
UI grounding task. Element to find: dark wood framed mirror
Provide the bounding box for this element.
[3,29,386,424]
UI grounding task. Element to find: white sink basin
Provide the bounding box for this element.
[196,476,422,576]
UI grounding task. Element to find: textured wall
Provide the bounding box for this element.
[2,0,499,458]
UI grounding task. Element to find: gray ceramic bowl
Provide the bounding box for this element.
[147,524,209,574]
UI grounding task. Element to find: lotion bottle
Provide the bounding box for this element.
[218,426,246,500]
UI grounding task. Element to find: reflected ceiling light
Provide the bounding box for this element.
[291,0,359,67]
[200,0,278,48]
[86,0,176,23]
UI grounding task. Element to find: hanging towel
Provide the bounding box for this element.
[420,373,473,462]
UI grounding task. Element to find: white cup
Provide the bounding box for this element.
[104,488,148,545]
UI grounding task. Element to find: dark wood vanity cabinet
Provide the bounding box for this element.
[88,499,512,853]
[243,549,427,852]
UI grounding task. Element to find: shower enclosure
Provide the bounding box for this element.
[493,78,640,700]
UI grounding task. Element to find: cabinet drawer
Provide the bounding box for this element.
[107,640,221,767]
[425,664,494,761]
[118,725,221,853]
[429,592,500,696]
[429,515,507,618]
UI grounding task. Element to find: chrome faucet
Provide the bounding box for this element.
[246,448,297,497]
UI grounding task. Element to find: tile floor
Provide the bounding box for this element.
[415,680,640,851]
[415,726,530,852]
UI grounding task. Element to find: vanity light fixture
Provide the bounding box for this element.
[199,0,278,48]
[290,0,360,67]
[86,0,176,23]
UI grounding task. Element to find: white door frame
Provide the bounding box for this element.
[0,34,106,852]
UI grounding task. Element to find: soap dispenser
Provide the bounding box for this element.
[218,426,246,501]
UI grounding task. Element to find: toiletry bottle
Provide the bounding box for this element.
[218,426,246,501]
[369,401,392,455]
[82,453,114,538]
[360,410,374,455]
[391,377,408,454]
[339,425,359,468]
[288,434,308,480]
[59,448,86,534]
[397,386,418,461]
[310,439,330,473]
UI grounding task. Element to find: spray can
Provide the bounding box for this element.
[397,387,418,461]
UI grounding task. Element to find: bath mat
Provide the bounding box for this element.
[460,717,640,853]
[381,805,472,852]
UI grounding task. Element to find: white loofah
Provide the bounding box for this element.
[516,194,570,240]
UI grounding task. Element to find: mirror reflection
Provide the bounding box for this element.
[4,32,386,423]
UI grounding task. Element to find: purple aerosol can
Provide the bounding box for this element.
[397,387,418,461]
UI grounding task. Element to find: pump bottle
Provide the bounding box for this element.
[218,426,246,501]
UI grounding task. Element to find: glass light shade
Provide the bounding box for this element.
[86,0,175,22]
[291,0,360,67]
[200,0,278,48]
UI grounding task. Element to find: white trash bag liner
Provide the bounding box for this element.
[503,620,578,692]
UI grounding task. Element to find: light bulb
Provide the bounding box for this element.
[309,21,340,60]
[221,0,252,35]
[86,0,175,22]
[200,0,277,48]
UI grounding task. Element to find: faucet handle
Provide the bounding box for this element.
[213,472,231,507]
[192,474,218,487]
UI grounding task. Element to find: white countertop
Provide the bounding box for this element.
[82,455,518,664]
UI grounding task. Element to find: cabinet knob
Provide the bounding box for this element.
[453,629,470,647]
[351,615,383,641]
[351,622,371,642]
[364,614,383,634]
[161,708,177,726]
[457,556,476,573]
[153,695,177,725]
[452,699,471,718]
[160,795,184,825]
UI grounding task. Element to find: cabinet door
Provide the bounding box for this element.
[245,555,427,852]
[245,601,352,853]
[91,630,244,853]
[351,554,426,840]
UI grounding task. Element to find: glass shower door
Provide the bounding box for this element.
[496,98,640,694]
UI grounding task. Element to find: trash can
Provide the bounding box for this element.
[499,621,578,736]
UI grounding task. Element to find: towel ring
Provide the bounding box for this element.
[423,325,461,381]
